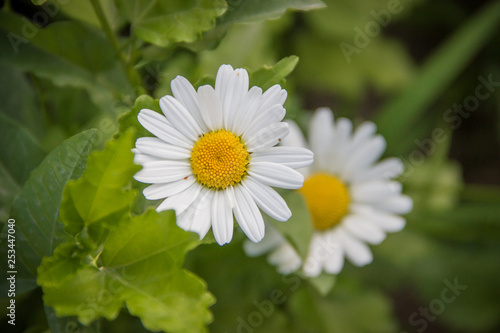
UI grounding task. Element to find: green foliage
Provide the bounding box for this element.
[0,11,130,109]
[289,281,397,333]
[3,130,97,293]
[60,130,139,238]
[219,0,325,24]
[250,56,299,90]
[118,95,160,139]
[38,132,214,332]
[0,114,45,221]
[39,209,214,332]
[115,0,228,47]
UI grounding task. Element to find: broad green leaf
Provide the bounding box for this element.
[0,114,45,221]
[219,0,325,25]
[60,130,140,238]
[4,130,96,293]
[39,209,215,333]
[376,1,500,154]
[250,56,299,91]
[114,0,227,47]
[0,114,45,187]
[0,12,130,109]
[268,192,313,259]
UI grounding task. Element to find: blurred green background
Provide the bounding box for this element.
[1,0,500,332]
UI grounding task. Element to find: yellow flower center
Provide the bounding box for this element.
[190,130,249,190]
[299,173,350,231]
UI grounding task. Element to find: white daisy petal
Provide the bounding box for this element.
[328,118,353,173]
[350,204,407,232]
[282,120,308,148]
[243,104,286,139]
[337,228,373,267]
[143,177,196,200]
[156,182,202,215]
[132,148,163,165]
[249,162,304,189]
[371,212,406,232]
[231,86,263,135]
[323,230,344,274]
[309,108,335,170]
[178,188,213,239]
[136,137,191,159]
[374,195,413,214]
[251,146,314,169]
[350,158,404,183]
[342,215,386,245]
[269,244,302,274]
[171,75,208,132]
[223,68,249,129]
[137,109,192,149]
[351,180,402,203]
[233,185,265,243]
[342,135,386,181]
[258,85,287,114]
[211,191,234,245]
[133,160,191,183]
[215,64,234,102]
[246,122,290,152]
[350,121,377,149]
[242,176,291,222]
[160,96,203,141]
[197,85,223,131]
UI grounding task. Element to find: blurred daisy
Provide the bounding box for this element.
[132,65,313,245]
[245,108,412,276]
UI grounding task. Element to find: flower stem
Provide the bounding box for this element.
[89,0,145,94]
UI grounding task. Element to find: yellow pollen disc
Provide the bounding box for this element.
[190,130,249,190]
[298,173,350,231]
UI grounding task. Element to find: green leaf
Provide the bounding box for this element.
[268,192,313,259]
[250,56,299,91]
[0,65,44,138]
[0,12,130,109]
[60,130,140,238]
[0,114,45,187]
[219,0,325,25]
[5,130,96,292]
[376,1,500,154]
[114,0,227,47]
[0,114,45,221]
[39,209,215,333]
[44,306,100,333]
[118,95,160,139]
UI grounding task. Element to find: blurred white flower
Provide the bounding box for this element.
[244,108,412,276]
[133,65,313,246]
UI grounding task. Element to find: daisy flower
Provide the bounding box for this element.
[244,108,412,276]
[132,65,314,246]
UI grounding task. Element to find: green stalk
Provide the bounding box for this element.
[89,0,145,94]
